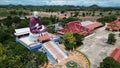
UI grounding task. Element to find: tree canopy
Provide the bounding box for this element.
[107,33,116,45]
[0,41,48,68]
[73,33,84,46]
[62,33,84,50]
[97,15,117,25]
[100,57,120,68]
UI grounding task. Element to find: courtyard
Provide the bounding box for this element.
[79,25,120,68]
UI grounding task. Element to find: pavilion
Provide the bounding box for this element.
[106,18,120,31]
[58,21,103,36]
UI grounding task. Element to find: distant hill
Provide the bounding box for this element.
[0,4,120,9]
[89,4,100,9]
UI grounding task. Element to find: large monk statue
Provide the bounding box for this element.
[29,11,46,42]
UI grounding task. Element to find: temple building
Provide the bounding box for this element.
[14,27,68,64]
[106,18,120,31]
[58,21,103,36]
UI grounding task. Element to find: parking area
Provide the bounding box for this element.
[79,26,120,68]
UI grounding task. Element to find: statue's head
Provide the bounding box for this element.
[33,11,39,18]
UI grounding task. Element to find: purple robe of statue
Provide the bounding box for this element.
[29,17,46,33]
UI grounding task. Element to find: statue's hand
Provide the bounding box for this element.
[37,26,42,29]
[35,23,39,27]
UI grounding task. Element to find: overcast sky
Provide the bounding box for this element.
[0,0,120,7]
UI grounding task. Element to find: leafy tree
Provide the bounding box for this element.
[0,29,11,43]
[5,26,15,34]
[99,12,103,16]
[107,33,116,44]
[63,32,76,45]
[41,17,52,25]
[82,12,85,17]
[64,14,67,16]
[0,43,4,55]
[64,43,75,50]
[50,15,58,24]
[92,11,95,16]
[62,33,84,50]
[0,43,6,63]
[2,16,12,27]
[16,19,29,28]
[70,12,73,17]
[0,43,7,67]
[73,33,84,46]
[73,11,79,17]
[100,57,120,68]
[6,16,12,20]
[62,32,76,50]
[12,16,21,23]
[61,10,65,14]
[35,52,48,66]
[108,12,112,15]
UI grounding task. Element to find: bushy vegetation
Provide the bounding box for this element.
[0,41,48,68]
[62,33,84,50]
[100,57,120,68]
[97,15,117,25]
[0,16,21,27]
[107,33,116,45]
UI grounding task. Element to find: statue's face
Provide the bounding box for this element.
[33,11,39,18]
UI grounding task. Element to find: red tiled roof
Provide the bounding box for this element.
[85,23,103,30]
[58,21,94,36]
[110,48,120,62]
[115,18,120,27]
[106,18,120,30]
[38,35,51,42]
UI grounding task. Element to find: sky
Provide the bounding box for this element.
[0,0,120,7]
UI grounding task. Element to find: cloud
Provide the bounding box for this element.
[0,0,120,7]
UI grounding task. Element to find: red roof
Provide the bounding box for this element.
[38,35,51,42]
[58,21,94,36]
[115,18,120,27]
[110,48,120,62]
[85,23,103,30]
[106,18,120,31]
